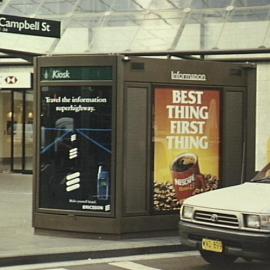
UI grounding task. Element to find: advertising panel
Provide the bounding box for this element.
[39,85,112,213]
[153,87,221,211]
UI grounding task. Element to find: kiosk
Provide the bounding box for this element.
[33,55,256,235]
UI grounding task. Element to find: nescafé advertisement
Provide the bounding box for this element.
[153,87,221,211]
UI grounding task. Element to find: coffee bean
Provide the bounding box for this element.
[153,173,219,211]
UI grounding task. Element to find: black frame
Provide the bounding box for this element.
[38,84,115,216]
[34,56,117,218]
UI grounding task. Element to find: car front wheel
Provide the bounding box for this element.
[199,250,237,266]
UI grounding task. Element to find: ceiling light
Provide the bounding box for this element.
[183,8,191,13]
[226,5,234,11]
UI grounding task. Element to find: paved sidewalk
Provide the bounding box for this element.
[0,173,186,267]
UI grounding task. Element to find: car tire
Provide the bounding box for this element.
[199,250,237,265]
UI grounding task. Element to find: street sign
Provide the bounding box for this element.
[0,14,60,38]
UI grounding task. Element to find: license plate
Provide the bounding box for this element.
[202,238,223,253]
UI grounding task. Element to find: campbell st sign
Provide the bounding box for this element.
[0,14,60,38]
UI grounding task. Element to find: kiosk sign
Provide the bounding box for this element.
[0,14,60,38]
[41,66,112,81]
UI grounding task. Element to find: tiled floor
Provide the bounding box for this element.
[0,173,181,264]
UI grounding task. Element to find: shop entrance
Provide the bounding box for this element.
[0,90,33,173]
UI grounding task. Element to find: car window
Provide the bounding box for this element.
[251,163,270,182]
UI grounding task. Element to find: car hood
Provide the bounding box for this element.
[184,182,270,214]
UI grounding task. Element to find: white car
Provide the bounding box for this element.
[179,163,270,265]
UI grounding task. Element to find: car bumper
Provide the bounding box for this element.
[179,220,270,260]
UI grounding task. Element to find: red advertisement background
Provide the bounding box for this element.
[153,87,221,211]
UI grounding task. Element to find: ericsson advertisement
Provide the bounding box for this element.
[39,85,112,213]
[153,87,221,211]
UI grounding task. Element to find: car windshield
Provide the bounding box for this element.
[251,163,270,183]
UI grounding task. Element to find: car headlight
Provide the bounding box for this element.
[245,215,270,230]
[181,205,194,219]
[260,215,270,230]
[246,215,260,229]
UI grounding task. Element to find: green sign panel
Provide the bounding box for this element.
[41,66,112,81]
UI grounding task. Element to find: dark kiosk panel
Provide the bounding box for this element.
[40,85,112,212]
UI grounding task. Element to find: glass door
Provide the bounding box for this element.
[0,90,33,173]
[24,91,34,172]
[0,91,12,173]
[11,90,34,173]
[12,91,24,172]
